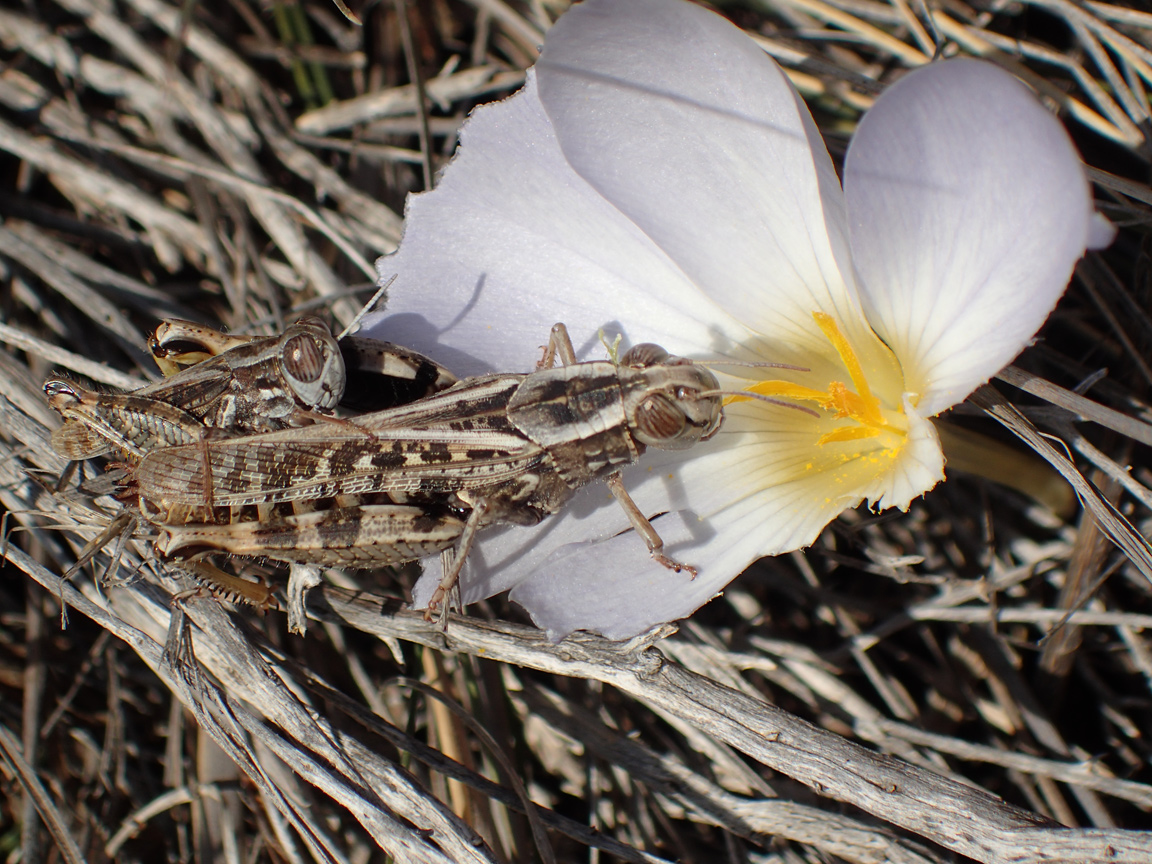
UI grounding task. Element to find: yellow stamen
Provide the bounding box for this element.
[813,311,875,409]
[819,426,882,445]
[731,312,905,447]
[737,380,829,404]
[824,382,884,427]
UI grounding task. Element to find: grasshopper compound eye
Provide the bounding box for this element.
[628,360,724,450]
[634,392,690,445]
[279,318,345,412]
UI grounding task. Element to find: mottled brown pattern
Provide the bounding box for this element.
[158,503,464,567]
[134,336,721,592]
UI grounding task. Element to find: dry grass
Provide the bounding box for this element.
[1,0,1152,861]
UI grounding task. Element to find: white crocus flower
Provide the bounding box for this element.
[362,0,1110,639]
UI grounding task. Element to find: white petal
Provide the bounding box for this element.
[508,511,733,640]
[844,58,1096,416]
[410,511,713,639]
[363,72,750,376]
[416,480,829,641]
[1089,213,1116,250]
[854,400,944,511]
[535,0,883,365]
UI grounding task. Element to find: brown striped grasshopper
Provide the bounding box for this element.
[43,316,458,607]
[132,324,725,624]
[46,316,457,462]
[150,317,457,417]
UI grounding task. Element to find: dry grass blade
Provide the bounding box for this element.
[971,386,1152,583]
[2,0,1152,862]
[998,365,1152,447]
[0,723,85,864]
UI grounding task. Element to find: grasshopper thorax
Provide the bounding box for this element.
[619,344,723,450]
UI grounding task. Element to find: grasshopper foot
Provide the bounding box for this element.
[653,552,697,580]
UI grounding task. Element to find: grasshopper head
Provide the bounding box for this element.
[620,344,724,450]
[280,317,346,412]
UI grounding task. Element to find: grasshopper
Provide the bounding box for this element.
[146,316,347,430]
[44,316,458,611]
[46,380,207,462]
[46,316,458,462]
[132,324,725,618]
[150,317,457,416]
[46,316,345,462]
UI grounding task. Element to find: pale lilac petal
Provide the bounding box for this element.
[844,58,1098,417]
[409,511,707,638]
[509,512,722,640]
[535,0,885,368]
[415,485,818,640]
[1089,213,1116,250]
[363,72,752,376]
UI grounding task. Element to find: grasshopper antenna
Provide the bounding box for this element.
[701,389,822,418]
[702,358,810,372]
[339,275,395,342]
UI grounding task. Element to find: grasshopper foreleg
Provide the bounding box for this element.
[605,471,697,578]
[425,499,491,620]
[537,323,578,370]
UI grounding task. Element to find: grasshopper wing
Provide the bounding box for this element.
[134,375,540,508]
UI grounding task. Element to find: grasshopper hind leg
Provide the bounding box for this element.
[61,511,138,582]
